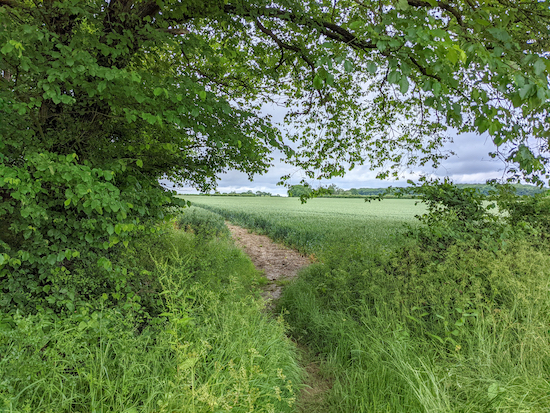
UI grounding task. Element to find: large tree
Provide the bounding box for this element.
[1,0,549,309]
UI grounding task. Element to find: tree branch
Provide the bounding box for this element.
[254,19,315,70]
[408,0,464,27]
[225,4,375,51]
[0,0,19,7]
[408,55,442,82]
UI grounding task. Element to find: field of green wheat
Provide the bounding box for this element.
[182,196,424,256]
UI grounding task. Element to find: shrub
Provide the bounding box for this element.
[279,180,550,412]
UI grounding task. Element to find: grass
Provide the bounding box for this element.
[5,194,549,412]
[0,224,301,413]
[181,196,550,413]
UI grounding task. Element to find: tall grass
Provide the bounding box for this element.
[185,196,550,412]
[280,238,550,412]
[0,226,301,412]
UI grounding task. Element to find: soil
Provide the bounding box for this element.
[226,222,332,412]
[226,222,310,304]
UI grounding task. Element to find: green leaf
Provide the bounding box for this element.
[198,90,206,101]
[0,42,14,55]
[344,60,354,72]
[388,71,401,84]
[519,84,534,100]
[396,0,409,10]
[488,28,510,42]
[178,357,198,371]
[432,82,442,96]
[511,93,523,108]
[313,75,323,90]
[399,77,409,94]
[534,59,546,76]
[447,48,458,65]
[367,62,377,74]
[136,159,143,168]
[60,95,74,104]
[85,233,93,243]
[154,87,164,96]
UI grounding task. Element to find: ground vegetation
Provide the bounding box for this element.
[192,184,550,412]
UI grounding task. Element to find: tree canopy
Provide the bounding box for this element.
[1,0,550,310]
[2,1,550,185]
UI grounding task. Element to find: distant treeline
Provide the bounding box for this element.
[191,184,547,198]
[197,190,279,197]
[453,184,546,196]
[287,183,548,198]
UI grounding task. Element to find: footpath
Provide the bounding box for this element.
[225,223,332,412]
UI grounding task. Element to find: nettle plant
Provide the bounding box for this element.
[387,178,502,252]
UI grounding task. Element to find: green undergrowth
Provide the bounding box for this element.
[278,184,550,412]
[175,206,230,239]
[0,220,300,412]
[280,237,550,412]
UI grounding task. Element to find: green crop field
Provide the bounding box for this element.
[182,196,425,256]
[180,194,550,413]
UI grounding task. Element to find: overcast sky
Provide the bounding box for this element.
[169,105,509,196]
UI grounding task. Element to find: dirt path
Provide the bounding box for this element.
[226,222,332,412]
[226,222,310,304]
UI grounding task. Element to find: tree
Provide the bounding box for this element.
[1,0,550,311]
[288,184,312,198]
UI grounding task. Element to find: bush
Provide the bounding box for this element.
[0,151,183,316]
[279,180,550,412]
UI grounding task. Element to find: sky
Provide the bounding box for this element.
[168,106,510,197]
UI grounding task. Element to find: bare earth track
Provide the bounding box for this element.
[226,222,332,412]
[226,222,310,303]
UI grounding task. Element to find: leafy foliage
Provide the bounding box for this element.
[0,0,280,312]
[287,184,313,198]
[0,227,300,412]
[1,0,550,308]
[198,185,550,411]
[274,183,550,412]
[492,184,550,238]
